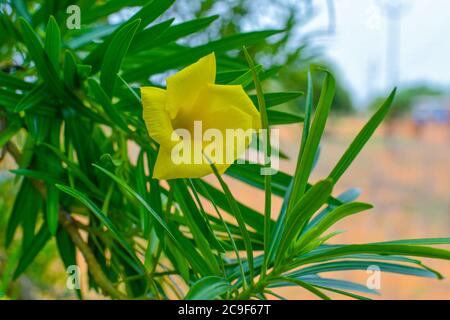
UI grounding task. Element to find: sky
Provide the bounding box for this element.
[305,0,450,106]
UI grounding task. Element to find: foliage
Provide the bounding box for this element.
[166,0,319,64]
[167,0,355,114]
[279,69,355,114]
[0,0,449,300]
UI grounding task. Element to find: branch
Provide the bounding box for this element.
[58,211,127,300]
[6,141,21,164]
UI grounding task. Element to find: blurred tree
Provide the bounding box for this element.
[165,0,354,114]
[369,85,444,119]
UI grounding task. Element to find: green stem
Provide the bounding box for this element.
[243,47,272,279]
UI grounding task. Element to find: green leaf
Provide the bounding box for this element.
[195,180,248,287]
[10,168,62,185]
[46,185,60,235]
[375,238,450,245]
[19,18,87,114]
[13,223,51,279]
[135,150,150,235]
[129,13,226,69]
[88,78,130,132]
[66,24,118,50]
[82,1,140,24]
[227,65,263,87]
[19,18,62,95]
[249,91,304,109]
[63,50,77,89]
[268,110,304,125]
[55,228,76,268]
[210,164,254,284]
[123,0,175,31]
[55,227,81,299]
[128,19,174,54]
[297,244,450,265]
[100,19,140,97]
[328,88,396,184]
[0,89,21,110]
[299,276,377,295]
[5,179,36,247]
[287,72,335,213]
[124,29,283,80]
[295,202,373,251]
[217,69,251,84]
[289,260,440,279]
[14,84,49,112]
[243,47,272,278]
[40,143,103,197]
[63,110,91,174]
[305,188,361,232]
[226,164,342,205]
[185,276,231,300]
[0,122,20,149]
[25,114,51,144]
[169,226,215,276]
[170,180,221,274]
[92,164,178,245]
[313,285,371,300]
[0,71,34,91]
[44,16,61,72]
[194,179,266,234]
[300,69,314,159]
[273,276,331,300]
[226,163,290,197]
[275,180,333,266]
[55,184,144,271]
[84,0,175,72]
[151,15,219,48]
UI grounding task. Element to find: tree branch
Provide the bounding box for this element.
[58,211,127,299]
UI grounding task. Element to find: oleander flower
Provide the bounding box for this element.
[141,52,260,180]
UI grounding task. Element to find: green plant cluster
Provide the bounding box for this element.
[0,0,449,300]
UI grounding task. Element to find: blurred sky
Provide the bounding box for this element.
[306,0,450,107]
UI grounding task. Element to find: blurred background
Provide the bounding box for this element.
[1,0,449,299]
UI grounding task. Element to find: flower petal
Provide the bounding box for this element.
[166,52,216,119]
[142,53,262,180]
[194,84,260,170]
[153,146,214,179]
[167,83,259,178]
[141,86,177,148]
[198,84,261,129]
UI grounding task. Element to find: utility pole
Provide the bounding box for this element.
[376,0,409,89]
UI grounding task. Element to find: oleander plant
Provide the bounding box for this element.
[0,0,449,300]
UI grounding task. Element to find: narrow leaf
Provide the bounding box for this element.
[100,19,141,97]
[328,89,396,183]
[185,276,231,300]
[287,72,335,213]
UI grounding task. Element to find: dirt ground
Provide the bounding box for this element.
[223,116,450,299]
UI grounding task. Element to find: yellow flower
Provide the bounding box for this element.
[141,52,260,180]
